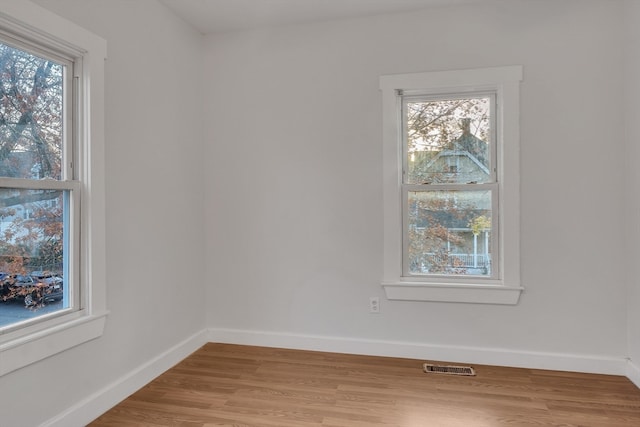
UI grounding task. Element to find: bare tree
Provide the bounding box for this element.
[0,42,64,279]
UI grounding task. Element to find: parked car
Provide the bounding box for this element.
[0,273,63,306]
[15,275,35,285]
[31,271,63,286]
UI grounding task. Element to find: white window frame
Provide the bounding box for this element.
[400,91,498,279]
[380,66,523,305]
[0,0,106,376]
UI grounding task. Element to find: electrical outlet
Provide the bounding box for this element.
[369,296,380,313]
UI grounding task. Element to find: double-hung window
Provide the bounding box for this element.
[0,1,106,376]
[380,66,523,304]
[0,31,78,321]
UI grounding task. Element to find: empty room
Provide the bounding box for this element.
[0,0,639,425]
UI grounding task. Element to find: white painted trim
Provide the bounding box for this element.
[41,330,209,427]
[379,66,523,303]
[0,0,107,376]
[383,282,523,304]
[380,66,523,91]
[0,312,108,376]
[208,327,627,376]
[627,359,640,389]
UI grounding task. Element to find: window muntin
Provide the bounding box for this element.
[0,38,78,332]
[402,92,498,279]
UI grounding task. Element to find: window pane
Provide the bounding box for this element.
[407,190,492,276]
[405,96,492,185]
[0,188,67,329]
[0,42,64,180]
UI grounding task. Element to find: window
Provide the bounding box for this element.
[0,2,106,376]
[0,34,78,327]
[380,66,523,304]
[403,93,496,278]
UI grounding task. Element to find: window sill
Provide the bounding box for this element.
[382,281,523,305]
[0,311,108,376]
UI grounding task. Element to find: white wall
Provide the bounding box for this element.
[0,1,206,426]
[204,0,629,368]
[624,0,640,383]
[2,0,637,425]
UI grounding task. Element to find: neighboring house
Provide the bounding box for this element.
[411,119,492,274]
[421,118,490,185]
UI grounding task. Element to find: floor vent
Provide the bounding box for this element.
[423,363,476,376]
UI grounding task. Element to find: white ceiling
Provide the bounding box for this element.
[159,0,480,34]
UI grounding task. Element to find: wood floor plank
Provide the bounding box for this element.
[89,343,640,427]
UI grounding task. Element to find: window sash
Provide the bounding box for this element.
[0,31,79,332]
[0,180,81,335]
[0,32,76,181]
[401,91,497,185]
[402,183,499,280]
[0,178,78,191]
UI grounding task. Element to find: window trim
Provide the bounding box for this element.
[0,0,107,376]
[379,66,523,305]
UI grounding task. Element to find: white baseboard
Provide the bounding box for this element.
[42,329,209,427]
[627,359,640,389]
[208,327,628,376]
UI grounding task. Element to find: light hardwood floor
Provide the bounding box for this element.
[89,343,640,426]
